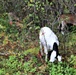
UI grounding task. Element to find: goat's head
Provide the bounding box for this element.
[49,42,62,62]
[49,51,62,62]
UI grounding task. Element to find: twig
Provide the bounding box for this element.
[0,52,15,56]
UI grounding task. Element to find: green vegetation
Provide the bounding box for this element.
[0,48,76,75]
[0,0,76,75]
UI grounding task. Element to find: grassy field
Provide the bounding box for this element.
[0,32,76,75]
[0,16,76,75]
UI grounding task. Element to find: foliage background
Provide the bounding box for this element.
[0,0,76,75]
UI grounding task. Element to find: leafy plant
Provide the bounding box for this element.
[68,55,76,66]
[48,62,76,75]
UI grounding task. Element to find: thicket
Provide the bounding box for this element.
[0,0,76,75]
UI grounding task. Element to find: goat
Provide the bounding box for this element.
[39,27,61,62]
[58,13,76,35]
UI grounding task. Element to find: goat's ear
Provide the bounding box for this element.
[57,55,62,62]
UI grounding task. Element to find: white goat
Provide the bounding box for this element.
[39,27,61,62]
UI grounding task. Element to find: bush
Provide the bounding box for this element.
[0,49,76,75]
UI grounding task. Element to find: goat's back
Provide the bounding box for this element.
[39,27,59,50]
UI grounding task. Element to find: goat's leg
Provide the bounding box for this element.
[40,42,43,56]
[44,46,48,62]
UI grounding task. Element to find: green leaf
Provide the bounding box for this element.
[74,4,76,6]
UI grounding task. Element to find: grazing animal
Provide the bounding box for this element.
[58,13,76,35]
[39,27,61,62]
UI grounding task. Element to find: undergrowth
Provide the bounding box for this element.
[0,47,76,75]
[0,13,76,75]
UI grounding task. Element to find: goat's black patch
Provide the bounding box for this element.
[53,42,60,58]
[48,42,60,61]
[53,42,58,51]
[48,50,53,61]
